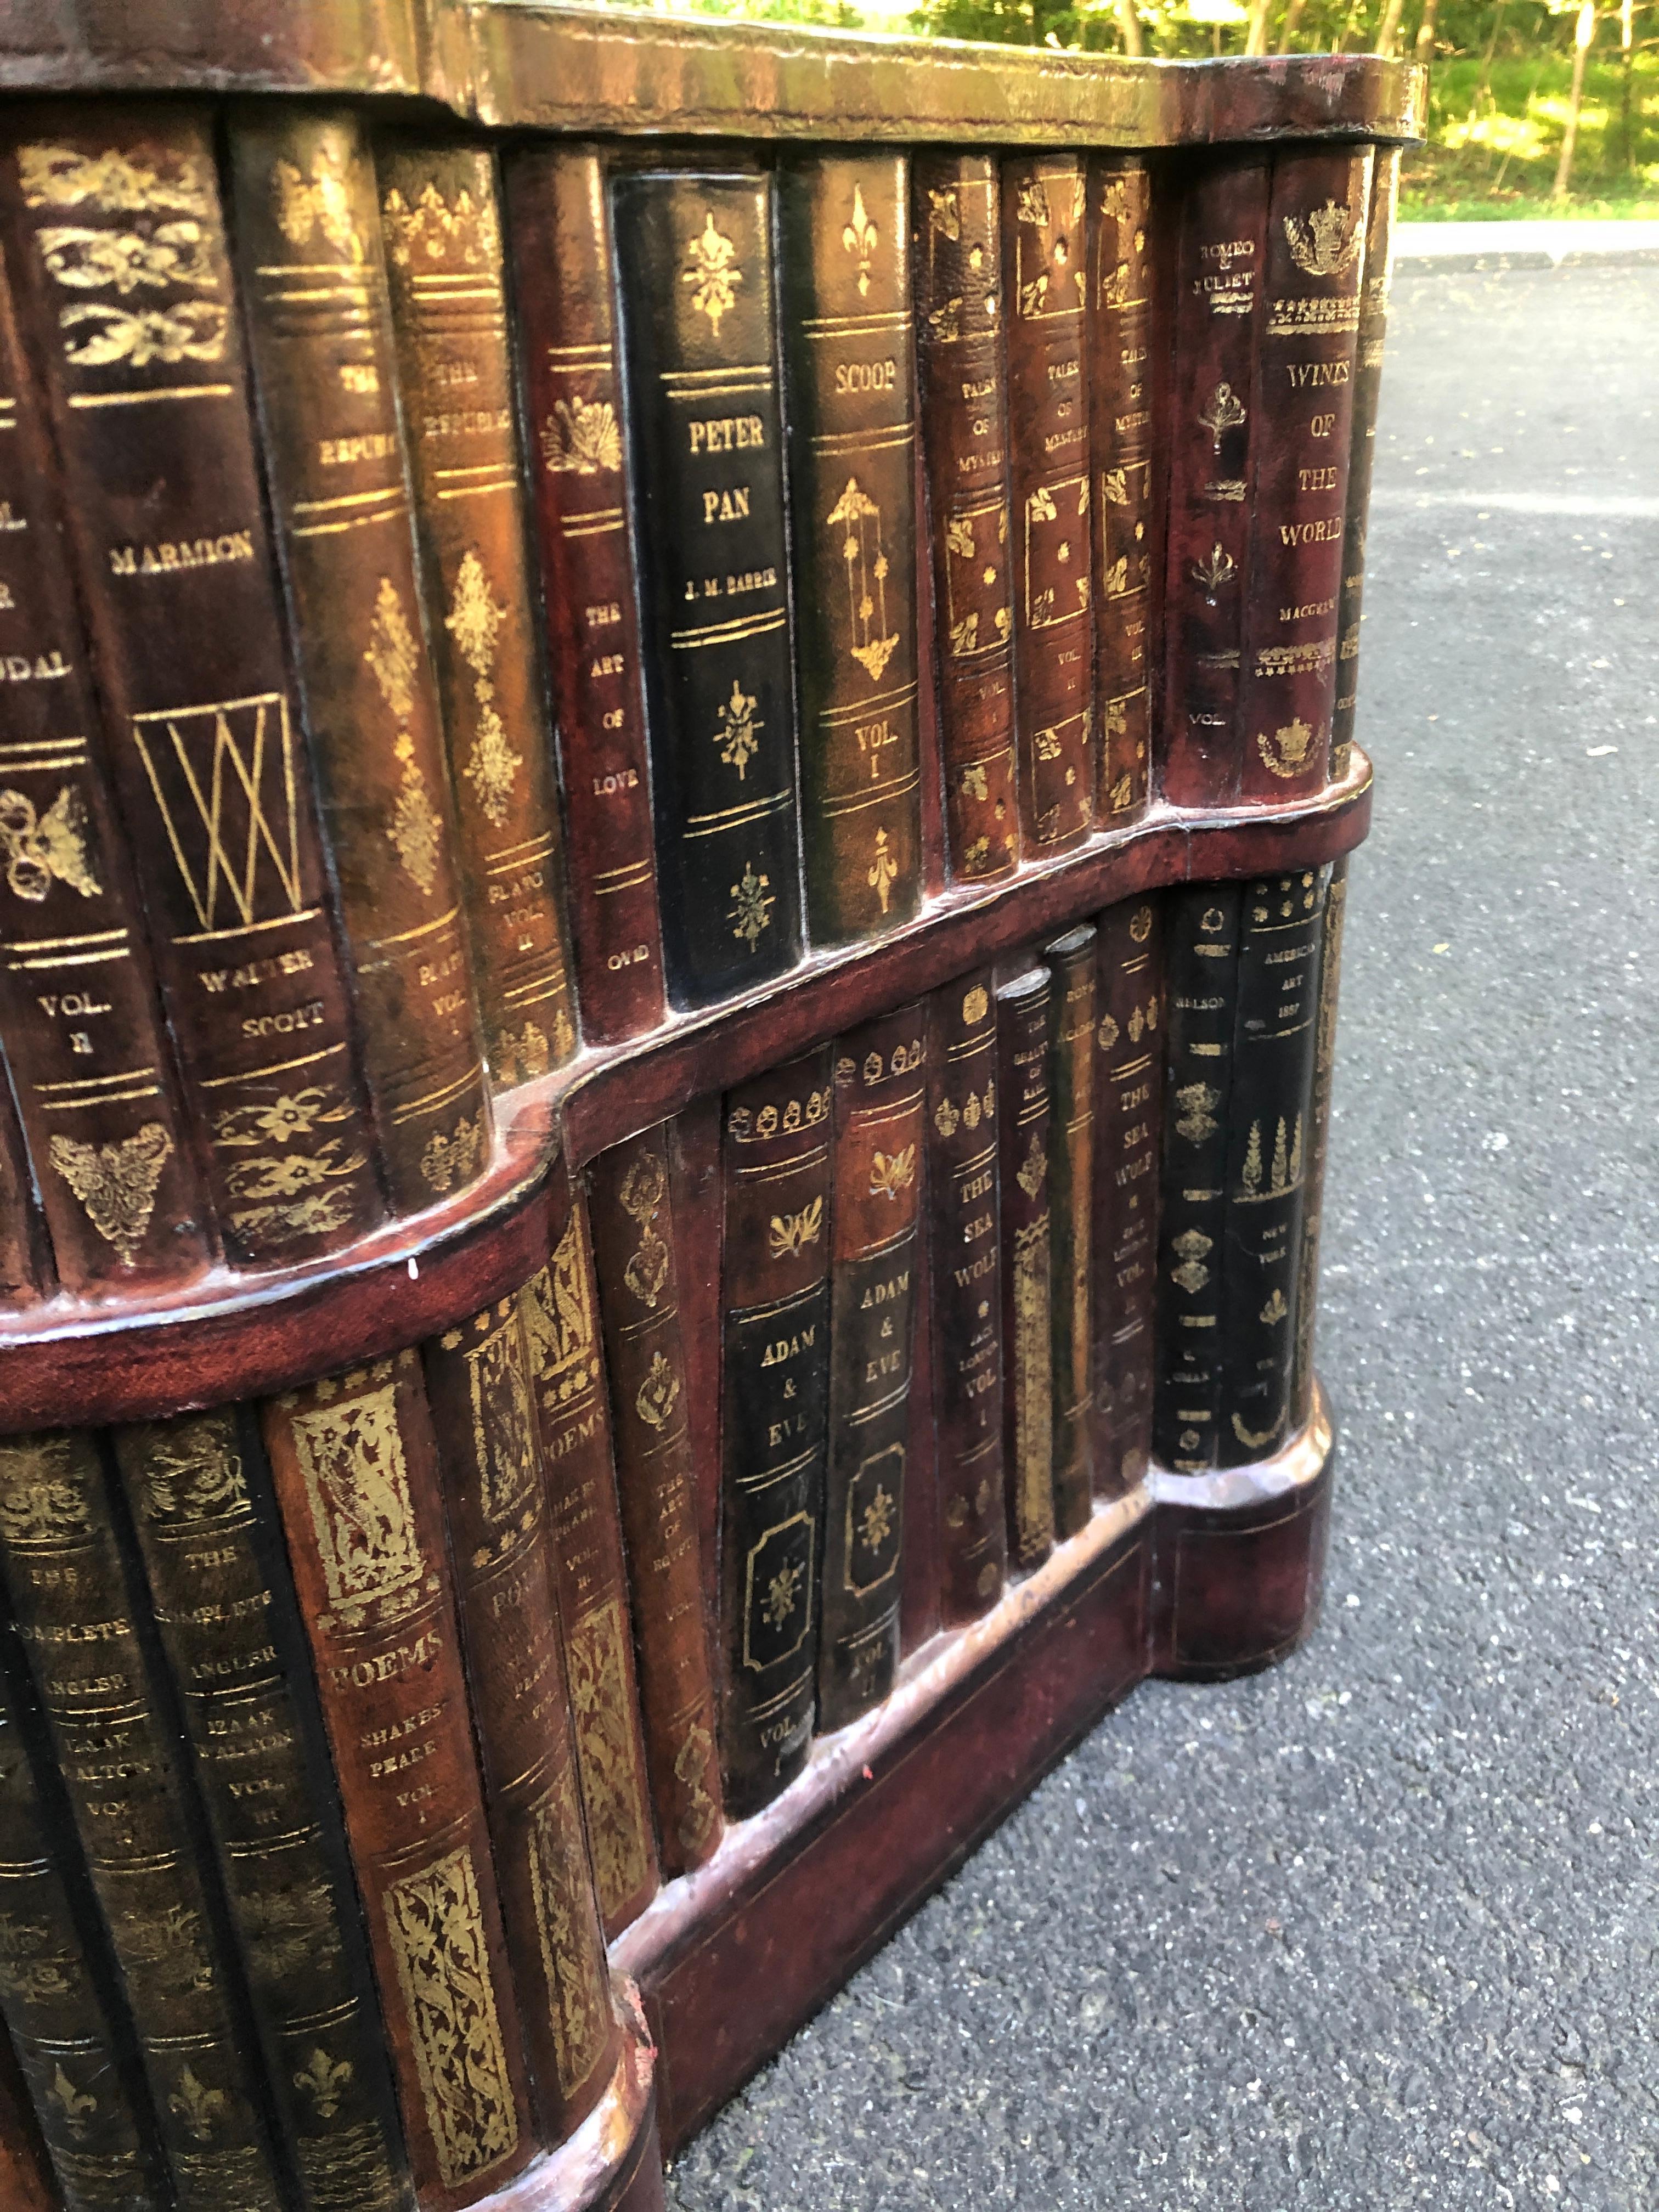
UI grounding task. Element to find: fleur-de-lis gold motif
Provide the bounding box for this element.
[868,827,898,915]
[714,679,761,780]
[168,2063,226,2142]
[419,1112,483,1195]
[292,2047,353,2119]
[949,611,980,657]
[683,211,742,334]
[729,864,774,949]
[1284,198,1362,280]
[934,1097,960,1140]
[1191,543,1238,599]
[381,180,499,269]
[768,1198,823,1259]
[860,1484,894,1550]
[1198,380,1247,453]
[842,183,878,296]
[827,477,899,682]
[46,2064,95,2128]
[271,148,361,262]
[927,188,961,240]
[869,1144,917,1202]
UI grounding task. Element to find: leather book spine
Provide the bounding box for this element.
[912,153,1019,883]
[0,1641,167,2212]
[0,1427,284,2212]
[0,2019,57,2212]
[1331,150,1400,780]
[420,1296,620,2143]
[1237,148,1373,804]
[0,1076,44,1302]
[1151,884,1241,1473]
[996,968,1054,1572]
[520,1176,660,1938]
[818,1006,926,1730]
[1087,155,1159,826]
[230,107,491,1212]
[585,1131,724,1878]
[1159,156,1268,808]
[777,151,923,946]
[716,1052,833,1816]
[379,140,577,1091]
[502,143,665,1046]
[668,1099,724,1620]
[112,1409,414,2212]
[1293,856,1347,1428]
[610,171,803,1007]
[912,433,947,900]
[1043,925,1096,1539]
[900,1210,941,1658]
[1218,868,1329,1463]
[1090,895,1165,1498]
[0,108,385,1270]
[925,972,1007,1627]
[260,1353,534,2210]
[0,245,208,1295]
[1002,156,1093,857]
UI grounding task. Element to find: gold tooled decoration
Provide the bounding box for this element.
[869,1144,917,1203]
[842,183,878,296]
[634,1350,680,1431]
[565,1600,652,1920]
[271,149,362,262]
[0,787,99,904]
[1284,198,1362,280]
[420,1113,484,1196]
[20,144,214,218]
[540,393,622,477]
[49,1123,172,1262]
[682,211,741,334]
[289,1383,425,1615]
[527,1767,607,2097]
[1011,1215,1054,1563]
[728,865,774,949]
[381,180,499,271]
[768,1199,822,1260]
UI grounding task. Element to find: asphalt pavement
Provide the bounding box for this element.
[665,261,1659,2212]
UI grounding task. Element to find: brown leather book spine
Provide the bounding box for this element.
[899,1214,941,1659]
[0,1637,168,2212]
[0,2021,57,2212]
[0,1076,44,1302]
[112,1409,414,2212]
[261,1353,534,2211]
[818,1006,926,1730]
[502,143,665,1046]
[1090,894,1164,1498]
[230,107,490,1214]
[996,967,1054,1573]
[926,970,1007,1626]
[1087,155,1159,826]
[1331,149,1400,780]
[717,1053,833,1816]
[1002,156,1093,857]
[913,154,1019,884]
[668,1098,724,1622]
[1043,924,1096,1538]
[1159,154,1269,808]
[585,1131,723,1878]
[777,151,923,946]
[379,140,577,1091]
[0,245,207,1296]
[1236,146,1374,803]
[0,107,385,1271]
[0,1427,284,2212]
[520,1175,659,1937]
[1292,855,1348,1428]
[420,1296,621,2143]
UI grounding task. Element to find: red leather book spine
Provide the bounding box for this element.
[521,1174,660,1938]
[1236,146,1373,803]
[503,143,665,1045]
[818,1006,926,1730]
[0,106,385,1271]
[777,150,924,946]
[899,1213,940,1658]
[996,966,1054,1574]
[1002,156,1093,857]
[379,140,578,1090]
[0,244,208,1295]
[261,1353,535,2210]
[1043,924,1096,1538]
[421,1296,621,2144]
[667,1098,724,1627]
[1090,894,1165,1498]
[0,2023,57,2212]
[585,1130,724,1878]
[1292,855,1348,1428]
[1331,148,1400,780]
[0,1077,44,1302]
[926,969,1007,1626]
[912,436,947,900]
[716,1052,833,1817]
[912,154,1019,884]
[1159,155,1269,808]
[230,106,490,1214]
[1087,155,1160,826]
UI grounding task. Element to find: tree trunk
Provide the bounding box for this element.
[1373,0,1407,57]
[1276,0,1306,53]
[1245,0,1272,54]
[1413,0,1440,64]
[1553,1,1596,200]
[1118,0,1144,54]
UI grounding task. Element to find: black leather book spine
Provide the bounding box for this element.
[0,1429,284,2212]
[0,1638,167,2212]
[717,1052,834,1815]
[1043,925,1096,1539]
[112,1409,413,2212]
[996,967,1054,1574]
[611,171,803,1006]
[1151,884,1241,1473]
[1091,895,1165,1497]
[817,1007,926,1730]
[1219,869,1329,1464]
[1293,856,1348,1427]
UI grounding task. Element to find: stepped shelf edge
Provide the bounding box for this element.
[606,1391,1335,2152]
[0,762,1370,1432]
[1,4,1425,145]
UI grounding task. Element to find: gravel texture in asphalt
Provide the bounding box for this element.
[664,264,1659,2212]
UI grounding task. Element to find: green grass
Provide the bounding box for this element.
[1403,50,1659,216]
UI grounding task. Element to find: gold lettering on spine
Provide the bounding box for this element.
[382,1846,516,2186]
